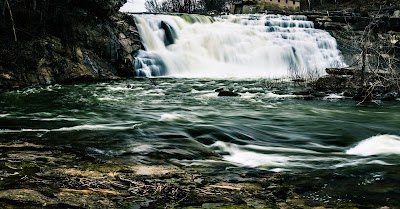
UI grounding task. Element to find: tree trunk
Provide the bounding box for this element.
[361,46,367,86]
[5,0,17,42]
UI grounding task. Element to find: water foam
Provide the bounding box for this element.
[210,141,290,167]
[0,128,50,133]
[133,14,346,78]
[0,124,140,133]
[54,124,139,131]
[346,135,400,156]
[159,113,183,121]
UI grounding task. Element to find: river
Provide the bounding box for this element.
[0,78,399,205]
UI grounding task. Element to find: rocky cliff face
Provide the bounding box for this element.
[0,0,142,88]
[304,10,400,66]
[304,9,400,101]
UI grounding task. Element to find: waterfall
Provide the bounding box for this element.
[132,14,346,78]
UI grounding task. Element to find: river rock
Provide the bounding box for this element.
[215,87,224,92]
[161,21,177,46]
[326,68,356,75]
[324,22,347,30]
[312,75,350,91]
[0,189,57,206]
[393,10,400,18]
[378,92,398,101]
[292,88,314,95]
[75,47,84,62]
[218,90,240,97]
[119,37,133,54]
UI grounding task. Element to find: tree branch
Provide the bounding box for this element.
[5,0,17,42]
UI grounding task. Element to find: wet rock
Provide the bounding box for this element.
[394,10,400,18]
[55,191,115,208]
[324,22,348,30]
[378,92,398,101]
[0,73,12,80]
[130,165,181,176]
[292,88,314,96]
[312,75,349,92]
[215,87,224,92]
[0,189,57,206]
[161,21,177,46]
[119,37,133,54]
[312,92,327,97]
[75,47,84,62]
[326,68,356,75]
[0,141,390,208]
[218,90,240,97]
[343,91,354,97]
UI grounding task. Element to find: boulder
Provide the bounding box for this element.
[324,22,347,30]
[326,68,357,75]
[218,90,240,97]
[393,10,400,18]
[215,87,224,92]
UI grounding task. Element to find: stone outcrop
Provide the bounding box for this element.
[304,9,400,79]
[0,0,142,88]
[305,11,400,32]
[311,67,400,101]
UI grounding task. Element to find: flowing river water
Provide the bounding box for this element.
[0,79,399,205]
[0,14,399,206]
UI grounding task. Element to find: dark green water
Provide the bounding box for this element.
[1,78,399,205]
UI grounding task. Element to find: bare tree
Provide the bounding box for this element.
[332,11,400,102]
[144,0,228,13]
[4,0,17,41]
[145,0,164,12]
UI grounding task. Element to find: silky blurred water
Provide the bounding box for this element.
[0,79,399,205]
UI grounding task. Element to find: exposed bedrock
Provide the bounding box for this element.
[0,0,143,88]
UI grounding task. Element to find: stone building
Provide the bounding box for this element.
[231,0,300,14]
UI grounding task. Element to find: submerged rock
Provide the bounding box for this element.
[161,21,177,46]
[215,87,224,92]
[326,68,356,75]
[218,90,240,97]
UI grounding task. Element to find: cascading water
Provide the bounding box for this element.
[133,14,346,78]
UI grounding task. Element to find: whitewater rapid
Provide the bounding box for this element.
[346,135,400,156]
[132,14,346,78]
[210,134,400,170]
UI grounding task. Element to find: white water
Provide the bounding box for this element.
[132,14,346,78]
[346,135,400,156]
[209,134,400,170]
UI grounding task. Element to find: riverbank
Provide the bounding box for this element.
[0,141,395,209]
[0,141,300,208]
